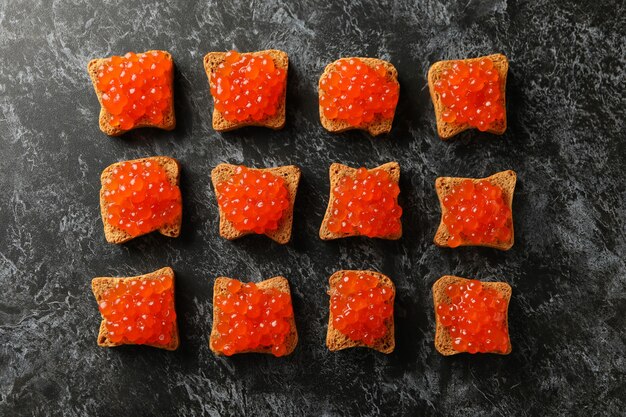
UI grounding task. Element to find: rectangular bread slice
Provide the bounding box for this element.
[91,267,179,351]
[432,275,511,356]
[326,270,395,353]
[100,156,182,244]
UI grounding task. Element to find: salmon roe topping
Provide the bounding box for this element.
[442,179,512,247]
[433,57,505,131]
[216,166,290,234]
[319,58,399,127]
[95,51,173,130]
[98,275,176,347]
[103,160,182,237]
[213,279,294,357]
[327,168,402,237]
[330,272,393,346]
[436,280,509,353]
[209,50,286,123]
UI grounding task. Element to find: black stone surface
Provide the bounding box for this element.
[1,0,625,416]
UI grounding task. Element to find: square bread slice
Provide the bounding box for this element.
[209,276,298,356]
[203,50,288,132]
[434,170,516,250]
[326,270,395,353]
[100,156,182,244]
[318,57,399,136]
[427,53,508,140]
[432,275,512,356]
[87,50,176,136]
[210,163,300,244]
[91,267,179,351]
[319,162,402,240]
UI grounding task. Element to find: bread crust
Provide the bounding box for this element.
[318,57,399,136]
[87,50,176,136]
[203,50,288,132]
[433,170,516,250]
[432,275,512,356]
[91,267,179,351]
[326,270,395,353]
[319,162,402,240]
[427,53,508,140]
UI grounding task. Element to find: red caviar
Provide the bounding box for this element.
[436,280,509,353]
[319,58,399,127]
[433,57,505,131]
[327,168,402,237]
[213,279,294,357]
[98,275,176,346]
[442,179,511,247]
[209,50,286,123]
[330,272,393,346]
[102,160,182,237]
[95,51,173,130]
[216,166,290,234]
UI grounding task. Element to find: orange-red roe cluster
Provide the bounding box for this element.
[319,58,399,127]
[330,272,393,346]
[98,275,176,347]
[95,51,173,130]
[216,166,290,234]
[433,57,504,131]
[210,50,286,123]
[436,280,509,353]
[442,179,511,247]
[213,279,294,357]
[328,168,402,237]
[103,160,182,237]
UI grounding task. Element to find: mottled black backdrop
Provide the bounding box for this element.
[0,0,624,416]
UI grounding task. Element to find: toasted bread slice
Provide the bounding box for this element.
[203,50,288,132]
[318,57,399,136]
[87,50,176,136]
[100,156,182,244]
[432,275,512,356]
[91,267,179,351]
[434,170,516,250]
[210,163,300,244]
[326,270,395,353]
[209,276,298,356]
[427,53,508,140]
[319,162,402,240]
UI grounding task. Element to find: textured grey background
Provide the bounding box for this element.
[1,0,625,416]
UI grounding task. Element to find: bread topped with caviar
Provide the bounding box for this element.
[100,156,182,244]
[203,50,288,132]
[428,53,508,140]
[210,163,300,244]
[326,270,395,353]
[434,170,516,250]
[432,275,511,356]
[91,267,179,351]
[209,276,298,357]
[319,162,402,240]
[87,50,176,136]
[318,57,399,136]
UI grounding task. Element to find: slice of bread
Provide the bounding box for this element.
[432,275,512,356]
[210,163,300,244]
[203,50,288,132]
[427,53,508,140]
[100,156,182,244]
[209,276,298,356]
[326,270,395,353]
[87,50,176,136]
[434,170,516,250]
[319,162,402,240]
[318,57,399,136]
[91,267,179,351]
